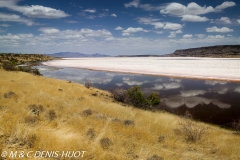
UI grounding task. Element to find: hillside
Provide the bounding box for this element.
[47,52,110,58]
[164,45,240,58]
[0,53,54,67]
[0,69,240,159]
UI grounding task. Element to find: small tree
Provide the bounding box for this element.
[126,86,147,108]
[146,92,160,107]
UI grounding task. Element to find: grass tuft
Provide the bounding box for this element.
[82,109,93,117]
[147,154,164,160]
[100,138,113,150]
[179,118,208,142]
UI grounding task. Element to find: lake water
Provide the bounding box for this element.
[35,65,240,128]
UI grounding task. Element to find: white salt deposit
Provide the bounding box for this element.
[43,57,240,81]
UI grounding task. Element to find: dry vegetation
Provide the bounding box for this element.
[0,53,54,66]
[0,69,240,160]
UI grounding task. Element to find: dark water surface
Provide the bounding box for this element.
[35,66,240,128]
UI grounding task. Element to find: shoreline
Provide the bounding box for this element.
[42,62,240,83]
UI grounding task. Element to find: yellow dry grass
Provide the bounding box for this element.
[0,69,240,160]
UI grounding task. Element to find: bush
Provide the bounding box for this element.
[126,86,147,108]
[179,119,208,142]
[112,88,126,102]
[232,118,240,133]
[31,69,42,76]
[85,80,92,89]
[146,92,160,107]
[112,86,160,110]
[2,62,16,71]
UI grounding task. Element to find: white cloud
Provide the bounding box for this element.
[181,90,206,97]
[124,0,140,8]
[161,1,235,17]
[237,19,240,24]
[0,0,69,18]
[124,0,163,11]
[111,13,117,17]
[138,17,164,29]
[0,13,34,26]
[155,31,163,34]
[123,27,145,33]
[122,33,130,36]
[168,30,182,38]
[219,17,231,24]
[83,9,96,13]
[185,2,215,15]
[160,1,236,23]
[151,22,164,29]
[122,27,148,36]
[163,82,182,90]
[163,22,183,30]
[65,20,78,24]
[205,80,227,85]
[207,35,225,39]
[138,17,183,30]
[235,86,240,93]
[1,26,240,55]
[115,26,123,30]
[183,34,193,38]
[168,32,176,38]
[160,2,186,16]
[215,1,236,11]
[206,26,233,33]
[39,28,60,34]
[0,24,10,27]
[176,30,183,34]
[181,15,209,22]
[160,2,214,16]
[196,34,206,38]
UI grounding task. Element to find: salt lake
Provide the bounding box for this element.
[37,57,240,128]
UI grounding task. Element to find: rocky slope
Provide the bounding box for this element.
[165,45,240,58]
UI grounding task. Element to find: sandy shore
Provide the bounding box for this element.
[43,57,240,82]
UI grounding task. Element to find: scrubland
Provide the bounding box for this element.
[0,69,240,160]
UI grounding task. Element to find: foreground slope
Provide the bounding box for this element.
[0,69,240,160]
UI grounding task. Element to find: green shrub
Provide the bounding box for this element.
[112,86,160,110]
[126,86,147,108]
[146,92,160,107]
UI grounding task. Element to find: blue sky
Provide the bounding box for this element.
[0,0,239,55]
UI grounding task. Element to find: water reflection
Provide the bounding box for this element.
[36,66,240,127]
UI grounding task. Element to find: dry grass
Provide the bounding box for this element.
[0,69,240,159]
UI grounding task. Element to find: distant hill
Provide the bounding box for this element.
[47,52,110,58]
[164,45,240,58]
[117,55,160,57]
